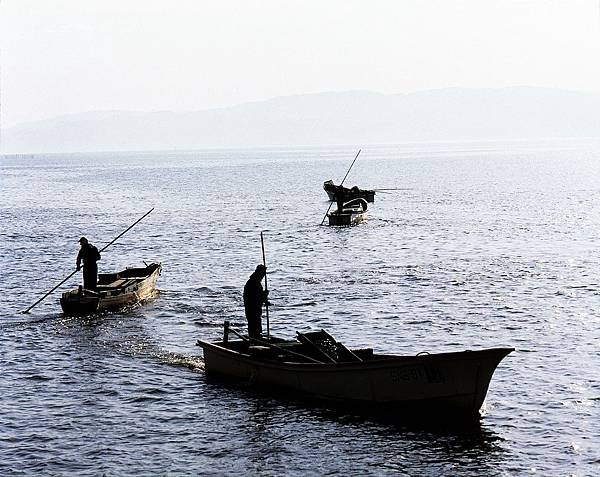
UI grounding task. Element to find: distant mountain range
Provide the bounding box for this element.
[2,87,600,153]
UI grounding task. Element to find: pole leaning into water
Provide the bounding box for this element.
[320,149,361,225]
[21,207,155,314]
[260,231,270,339]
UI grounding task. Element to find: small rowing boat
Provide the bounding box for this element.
[323,180,375,203]
[60,262,161,315]
[197,325,513,421]
[327,198,367,226]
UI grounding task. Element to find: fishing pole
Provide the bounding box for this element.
[260,231,270,339]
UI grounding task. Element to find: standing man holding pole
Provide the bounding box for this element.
[243,264,269,339]
[76,237,101,291]
[335,185,346,214]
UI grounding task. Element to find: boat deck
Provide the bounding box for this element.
[96,277,144,290]
[218,330,375,364]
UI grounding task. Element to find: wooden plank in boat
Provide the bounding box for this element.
[96,278,138,290]
[97,278,128,289]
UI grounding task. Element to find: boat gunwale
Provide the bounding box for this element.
[198,339,514,373]
[63,263,161,296]
[96,263,161,290]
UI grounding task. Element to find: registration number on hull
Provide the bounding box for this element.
[390,365,444,384]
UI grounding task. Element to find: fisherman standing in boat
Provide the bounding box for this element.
[76,237,101,291]
[335,185,345,214]
[243,264,269,339]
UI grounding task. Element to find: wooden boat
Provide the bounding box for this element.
[327,198,367,226]
[324,180,375,203]
[197,326,513,420]
[60,262,161,315]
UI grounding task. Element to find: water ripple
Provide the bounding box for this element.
[1,143,600,475]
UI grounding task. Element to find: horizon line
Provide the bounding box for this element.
[4,84,600,130]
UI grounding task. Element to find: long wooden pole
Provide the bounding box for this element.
[97,207,154,253]
[21,208,155,314]
[320,149,361,225]
[260,231,270,339]
[338,148,362,186]
[21,270,79,314]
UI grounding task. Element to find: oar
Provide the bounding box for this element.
[21,207,155,314]
[319,149,361,225]
[260,231,270,339]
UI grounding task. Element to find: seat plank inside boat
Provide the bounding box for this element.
[96,278,140,290]
[97,278,128,289]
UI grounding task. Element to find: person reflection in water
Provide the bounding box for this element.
[76,237,101,291]
[243,264,268,339]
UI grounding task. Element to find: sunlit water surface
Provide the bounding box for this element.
[1,141,599,475]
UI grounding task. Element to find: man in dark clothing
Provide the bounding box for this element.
[335,185,345,213]
[243,264,268,339]
[76,237,101,291]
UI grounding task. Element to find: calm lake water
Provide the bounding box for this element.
[1,141,599,475]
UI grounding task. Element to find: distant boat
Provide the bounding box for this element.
[197,327,513,421]
[327,198,368,226]
[60,263,161,315]
[323,180,375,203]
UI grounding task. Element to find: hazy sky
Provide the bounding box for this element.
[1,0,600,127]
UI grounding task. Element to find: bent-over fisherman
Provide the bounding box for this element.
[76,237,101,290]
[243,264,269,339]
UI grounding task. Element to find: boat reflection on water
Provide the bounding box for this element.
[204,371,509,475]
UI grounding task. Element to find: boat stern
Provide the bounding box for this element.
[60,288,100,315]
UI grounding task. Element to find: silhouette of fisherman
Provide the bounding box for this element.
[243,264,269,339]
[76,237,101,291]
[335,185,345,214]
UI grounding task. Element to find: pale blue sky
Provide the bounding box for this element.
[1,0,600,127]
